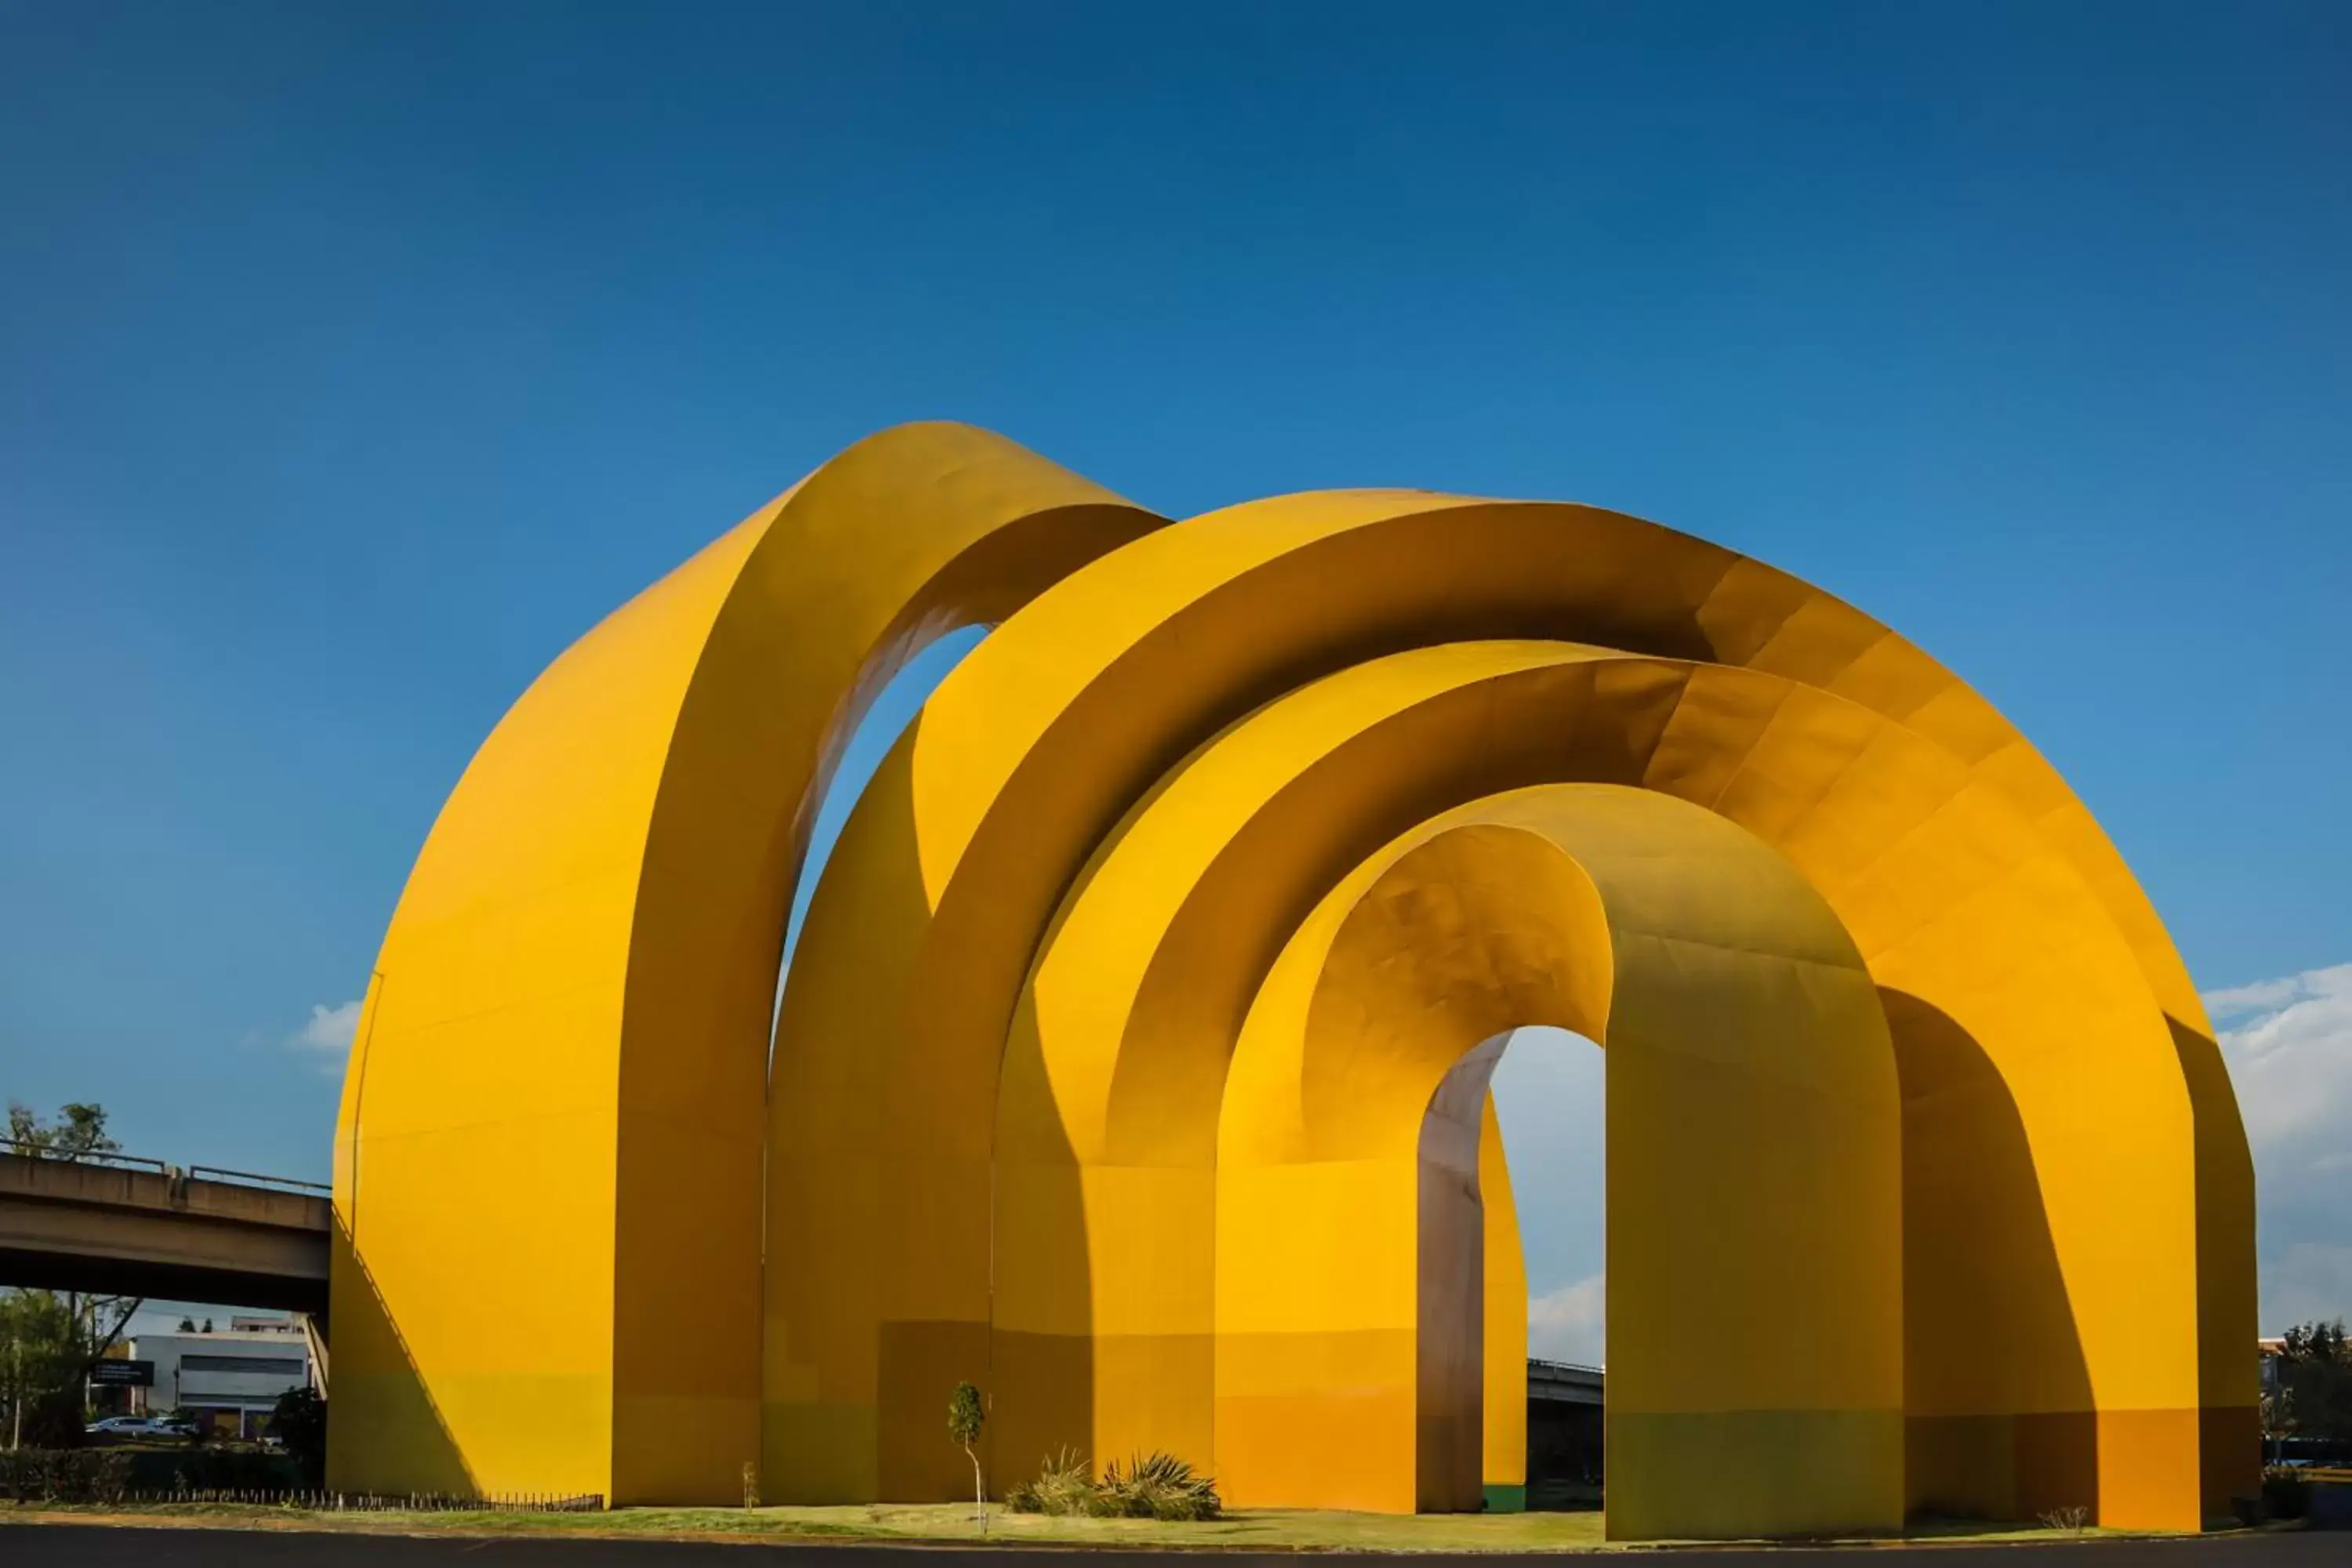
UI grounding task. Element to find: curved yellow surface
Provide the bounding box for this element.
[1478,1096,1527,1507]
[983,637,2205,1529]
[1217,785,1903,1536]
[329,424,1163,1502]
[340,426,2252,1535]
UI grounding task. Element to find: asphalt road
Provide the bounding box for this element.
[0,1523,2341,1566]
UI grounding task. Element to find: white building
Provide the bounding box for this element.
[127,1316,315,1439]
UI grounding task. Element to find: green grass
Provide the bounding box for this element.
[0,1498,2181,1552]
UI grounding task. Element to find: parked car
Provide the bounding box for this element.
[83,1414,196,1440]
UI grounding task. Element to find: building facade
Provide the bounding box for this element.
[129,1316,314,1438]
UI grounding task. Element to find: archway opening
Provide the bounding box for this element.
[1415,1023,1606,1514]
[768,623,988,1062]
[1214,786,1905,1537]
[1489,1025,1606,1512]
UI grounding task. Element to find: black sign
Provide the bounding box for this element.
[89,1359,154,1388]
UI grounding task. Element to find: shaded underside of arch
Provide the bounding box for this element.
[771,482,2235,1525]
[971,640,2205,1529]
[1215,785,1903,1537]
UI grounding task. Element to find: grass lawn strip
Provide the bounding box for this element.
[0,1501,2186,1552]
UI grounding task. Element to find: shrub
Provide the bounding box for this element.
[1100,1451,1220,1521]
[17,1388,87,1449]
[1005,1449,1218,1521]
[161,1448,303,1494]
[1004,1447,1094,1516]
[2261,1468,2310,1521]
[273,1385,327,1488]
[0,1446,130,1504]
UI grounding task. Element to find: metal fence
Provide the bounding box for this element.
[2,1138,329,1195]
[129,1489,607,1512]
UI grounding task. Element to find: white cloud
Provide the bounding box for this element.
[286,1000,361,1067]
[2205,975,2310,1018]
[2204,961,2352,1019]
[2207,962,2352,1331]
[2212,964,2352,1184]
[1491,1026,1609,1363]
[1528,1271,1606,1366]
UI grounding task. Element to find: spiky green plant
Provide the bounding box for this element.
[1004,1447,1218,1521]
[1004,1446,1094,1515]
[1098,1450,1221,1520]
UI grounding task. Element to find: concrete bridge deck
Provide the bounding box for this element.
[1527,1356,1604,1406]
[0,1149,329,1313]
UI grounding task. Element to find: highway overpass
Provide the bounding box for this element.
[1526,1356,1606,1508]
[3,1144,1600,1463]
[0,1149,329,1315]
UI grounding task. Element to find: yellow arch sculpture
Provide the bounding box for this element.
[1218,784,1905,1537]
[332,424,2256,1540]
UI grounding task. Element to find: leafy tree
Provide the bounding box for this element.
[272,1385,327,1486]
[948,1381,987,1530]
[2277,1319,2352,1442]
[5,1101,120,1160]
[0,1112,151,1446]
[1,1288,140,1448]
[2260,1386,2296,1463]
[1,1290,76,1448]
[0,1288,137,1448]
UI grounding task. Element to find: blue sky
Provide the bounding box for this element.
[2,3,2347,1346]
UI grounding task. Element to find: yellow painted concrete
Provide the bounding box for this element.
[959,636,2210,1530]
[1216,786,1903,1534]
[1480,1096,1528,1502]
[330,424,1161,1502]
[339,426,2251,1537]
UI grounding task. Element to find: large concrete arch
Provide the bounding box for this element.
[1215,785,1904,1538]
[329,424,1163,1502]
[982,639,2210,1529]
[337,426,2252,1535]
[775,485,2238,1521]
